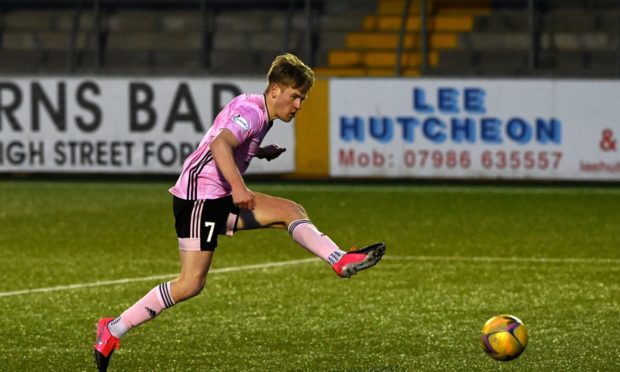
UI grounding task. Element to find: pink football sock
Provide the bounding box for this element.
[288,219,345,264]
[108,282,175,338]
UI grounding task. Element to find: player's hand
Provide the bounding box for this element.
[257,144,286,161]
[232,186,256,210]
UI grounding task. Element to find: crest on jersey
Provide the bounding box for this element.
[232,114,249,131]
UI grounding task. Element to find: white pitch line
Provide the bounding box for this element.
[384,255,620,264]
[0,257,319,298]
[255,184,620,195]
[2,254,618,299]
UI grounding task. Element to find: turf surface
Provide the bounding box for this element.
[0,180,618,371]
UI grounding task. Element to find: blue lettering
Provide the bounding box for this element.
[506,118,532,144]
[536,118,562,144]
[451,118,476,143]
[464,88,486,113]
[369,117,394,143]
[340,116,364,142]
[480,118,502,144]
[396,117,418,143]
[423,117,447,143]
[413,88,433,113]
[438,88,459,113]
[340,115,561,145]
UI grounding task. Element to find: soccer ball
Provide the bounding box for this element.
[480,314,528,361]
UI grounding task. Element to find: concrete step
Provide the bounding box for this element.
[472,11,528,32]
[108,50,280,76]
[4,10,64,31]
[457,32,618,51]
[2,31,94,50]
[431,49,619,77]
[328,49,439,68]
[107,31,201,50]
[322,0,378,14]
[159,12,202,32]
[102,50,205,74]
[212,31,304,51]
[538,50,618,72]
[209,50,279,74]
[541,9,620,33]
[377,0,491,16]
[536,0,620,10]
[319,14,368,32]
[345,32,458,49]
[363,15,473,32]
[313,66,420,77]
[473,9,620,33]
[216,11,292,32]
[431,49,529,75]
[0,49,99,73]
[108,12,162,32]
[317,32,350,50]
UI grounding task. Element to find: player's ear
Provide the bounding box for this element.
[269,83,282,98]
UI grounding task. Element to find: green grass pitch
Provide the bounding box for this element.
[0,180,619,371]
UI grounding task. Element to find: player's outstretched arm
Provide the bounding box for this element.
[211,129,256,210]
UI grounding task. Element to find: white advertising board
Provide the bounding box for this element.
[0,78,294,174]
[330,79,620,180]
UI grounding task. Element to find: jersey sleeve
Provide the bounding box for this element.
[222,104,262,145]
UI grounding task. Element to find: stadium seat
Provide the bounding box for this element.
[0,0,619,77]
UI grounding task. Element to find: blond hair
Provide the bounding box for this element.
[267,53,315,92]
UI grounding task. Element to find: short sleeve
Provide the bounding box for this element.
[223,104,262,144]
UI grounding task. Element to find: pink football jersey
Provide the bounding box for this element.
[169,93,272,200]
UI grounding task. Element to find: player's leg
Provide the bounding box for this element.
[105,251,211,337]
[94,196,222,371]
[113,250,213,334]
[236,191,344,260]
[236,192,385,278]
[171,250,214,301]
[102,196,222,339]
[94,250,212,372]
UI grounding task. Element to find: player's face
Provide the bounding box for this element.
[272,85,307,122]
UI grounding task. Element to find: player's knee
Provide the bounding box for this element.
[291,200,307,217]
[186,277,206,298]
[285,200,308,221]
[174,276,206,301]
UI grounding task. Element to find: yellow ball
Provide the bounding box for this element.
[480,314,528,361]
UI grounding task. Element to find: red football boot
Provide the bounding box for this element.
[93,318,120,372]
[332,243,386,278]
